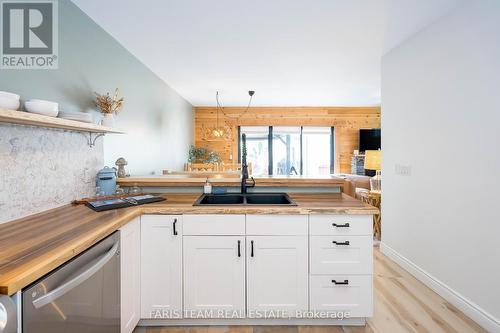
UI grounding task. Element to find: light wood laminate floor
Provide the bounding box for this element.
[134,248,485,333]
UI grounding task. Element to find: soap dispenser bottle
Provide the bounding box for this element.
[204,180,212,194]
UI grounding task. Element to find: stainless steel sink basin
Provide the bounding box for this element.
[193,193,297,206]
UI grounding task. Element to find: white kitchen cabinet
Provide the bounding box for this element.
[120,217,141,333]
[141,215,182,319]
[246,215,308,235]
[183,214,245,235]
[246,236,308,315]
[310,275,373,317]
[310,235,373,275]
[183,236,245,318]
[309,215,372,236]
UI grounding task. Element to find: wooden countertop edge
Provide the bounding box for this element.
[0,193,375,296]
[139,207,379,215]
[117,177,345,188]
[0,209,140,296]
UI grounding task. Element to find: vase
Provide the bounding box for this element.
[101,113,115,127]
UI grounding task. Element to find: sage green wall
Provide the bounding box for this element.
[0,0,194,175]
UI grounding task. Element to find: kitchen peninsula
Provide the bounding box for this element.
[0,191,377,330]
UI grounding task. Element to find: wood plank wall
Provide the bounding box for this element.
[194,107,381,173]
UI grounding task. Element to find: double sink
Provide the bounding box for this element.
[193,193,297,206]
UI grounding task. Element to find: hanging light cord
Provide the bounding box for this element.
[216,91,254,122]
[216,91,222,128]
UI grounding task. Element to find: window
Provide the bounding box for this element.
[239,126,270,176]
[272,127,301,175]
[302,127,332,175]
[239,126,334,176]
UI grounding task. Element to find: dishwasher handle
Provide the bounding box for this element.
[32,241,119,309]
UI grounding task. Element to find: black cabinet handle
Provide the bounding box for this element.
[250,240,254,257]
[332,240,350,246]
[237,240,241,257]
[332,279,349,285]
[173,218,178,236]
[332,222,350,228]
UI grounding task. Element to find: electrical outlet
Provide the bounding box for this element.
[395,164,412,176]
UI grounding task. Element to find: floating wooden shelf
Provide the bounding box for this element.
[0,108,125,134]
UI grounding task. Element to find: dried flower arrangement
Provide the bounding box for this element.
[94,88,124,114]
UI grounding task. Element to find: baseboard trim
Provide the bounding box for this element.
[380,242,500,333]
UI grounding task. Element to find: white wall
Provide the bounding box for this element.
[381,0,500,331]
[0,0,193,176]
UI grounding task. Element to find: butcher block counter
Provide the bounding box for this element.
[0,193,377,296]
[117,174,346,188]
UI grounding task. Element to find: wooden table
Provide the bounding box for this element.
[359,191,381,240]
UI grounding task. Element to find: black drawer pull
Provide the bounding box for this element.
[332,240,350,246]
[250,240,254,257]
[332,279,349,285]
[332,223,350,228]
[237,240,241,257]
[173,218,178,235]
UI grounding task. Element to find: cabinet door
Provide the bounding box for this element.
[120,217,141,333]
[141,215,182,319]
[247,236,308,316]
[183,236,245,318]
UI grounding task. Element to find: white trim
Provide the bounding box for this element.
[138,318,366,326]
[380,242,500,333]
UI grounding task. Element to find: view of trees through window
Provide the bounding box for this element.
[239,126,332,176]
[240,126,269,176]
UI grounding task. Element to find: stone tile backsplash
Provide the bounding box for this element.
[0,124,103,223]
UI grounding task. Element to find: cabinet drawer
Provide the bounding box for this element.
[141,215,182,235]
[310,275,373,318]
[183,215,245,235]
[310,215,372,236]
[310,235,373,274]
[246,215,308,235]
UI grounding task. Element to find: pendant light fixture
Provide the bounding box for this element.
[210,90,255,139]
[211,91,226,138]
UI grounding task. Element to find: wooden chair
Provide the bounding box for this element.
[183,163,221,172]
[221,162,253,175]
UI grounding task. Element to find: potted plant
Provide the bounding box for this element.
[188,145,222,163]
[95,88,124,127]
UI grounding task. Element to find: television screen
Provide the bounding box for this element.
[359,129,381,152]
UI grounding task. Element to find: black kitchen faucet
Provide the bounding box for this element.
[240,133,256,193]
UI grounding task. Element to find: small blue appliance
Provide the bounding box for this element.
[96,166,117,196]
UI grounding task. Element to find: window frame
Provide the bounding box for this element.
[238,126,334,176]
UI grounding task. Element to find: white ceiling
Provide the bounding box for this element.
[72,0,463,106]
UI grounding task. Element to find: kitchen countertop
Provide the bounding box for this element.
[0,193,377,296]
[117,175,346,188]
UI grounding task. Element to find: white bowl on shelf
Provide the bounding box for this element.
[25,99,59,117]
[26,99,58,108]
[58,111,93,123]
[0,91,20,100]
[0,96,20,110]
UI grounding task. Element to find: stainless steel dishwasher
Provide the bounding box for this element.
[23,232,120,333]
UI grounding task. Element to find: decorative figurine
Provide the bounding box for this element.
[115,157,129,178]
